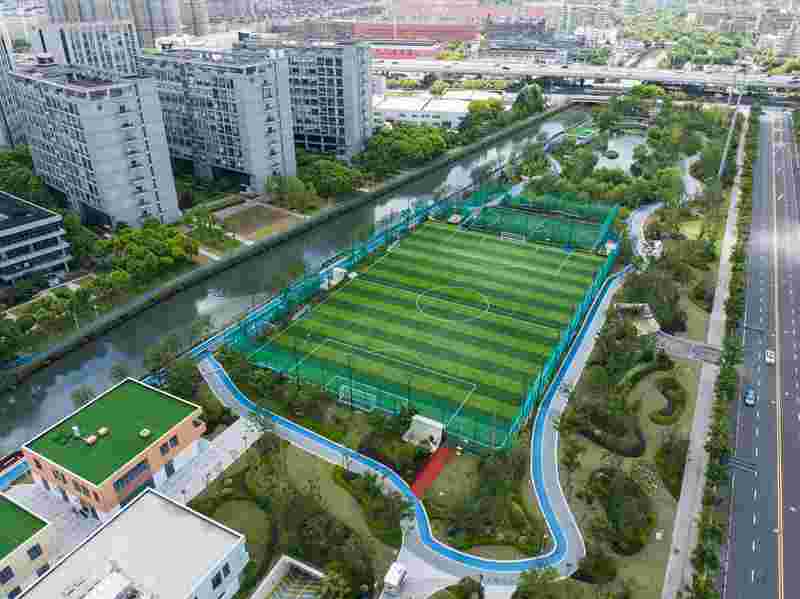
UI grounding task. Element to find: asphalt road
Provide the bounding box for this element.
[372,59,800,89]
[723,109,799,599]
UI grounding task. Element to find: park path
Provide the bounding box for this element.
[661,109,748,599]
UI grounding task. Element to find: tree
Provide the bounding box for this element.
[0,318,22,362]
[164,357,199,399]
[71,385,95,408]
[191,315,213,341]
[512,568,560,599]
[143,333,181,372]
[513,83,546,117]
[655,167,685,208]
[561,435,586,499]
[62,213,97,267]
[430,80,450,96]
[110,362,131,382]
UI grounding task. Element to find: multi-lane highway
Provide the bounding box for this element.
[372,59,800,90]
[724,108,800,599]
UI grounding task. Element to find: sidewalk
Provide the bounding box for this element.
[661,111,749,599]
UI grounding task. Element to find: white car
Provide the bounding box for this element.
[766,349,776,365]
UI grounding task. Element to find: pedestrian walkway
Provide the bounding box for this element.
[661,111,749,599]
[4,484,100,562]
[158,417,262,504]
[411,447,454,498]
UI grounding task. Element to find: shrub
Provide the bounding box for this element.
[576,545,618,584]
[649,376,688,426]
[591,468,657,555]
[655,433,689,500]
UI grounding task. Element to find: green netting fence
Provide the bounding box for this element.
[469,207,603,250]
[503,192,617,223]
[215,180,619,451]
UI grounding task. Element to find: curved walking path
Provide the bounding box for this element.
[196,265,630,590]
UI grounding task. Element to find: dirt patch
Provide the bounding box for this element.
[222,204,303,240]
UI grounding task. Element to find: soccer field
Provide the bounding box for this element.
[248,222,606,447]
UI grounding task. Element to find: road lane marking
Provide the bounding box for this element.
[756,447,759,458]
[756,427,760,438]
[755,488,759,501]
[755,512,758,525]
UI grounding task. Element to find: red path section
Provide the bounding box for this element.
[411,446,455,498]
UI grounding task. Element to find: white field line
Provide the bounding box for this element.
[555,252,575,277]
[248,246,395,359]
[358,276,557,335]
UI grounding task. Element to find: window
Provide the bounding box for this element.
[93,491,100,501]
[42,478,50,491]
[33,459,41,469]
[0,566,14,584]
[27,544,42,560]
[35,563,49,577]
[113,460,150,493]
[169,435,178,448]
[8,586,21,599]
[160,443,169,456]
[211,572,223,590]
[222,563,230,578]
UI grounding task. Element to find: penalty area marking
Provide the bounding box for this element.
[416,285,492,324]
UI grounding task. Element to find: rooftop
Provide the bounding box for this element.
[20,489,243,599]
[0,191,61,233]
[140,47,276,68]
[0,495,47,561]
[373,95,430,111]
[26,379,200,486]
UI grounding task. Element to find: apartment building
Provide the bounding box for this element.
[129,0,181,48]
[0,495,54,599]
[237,36,372,160]
[20,488,248,599]
[138,48,296,190]
[23,378,206,522]
[0,191,71,284]
[0,21,21,148]
[11,55,180,227]
[32,20,141,77]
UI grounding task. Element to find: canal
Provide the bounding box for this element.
[0,109,590,454]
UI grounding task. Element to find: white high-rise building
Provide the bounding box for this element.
[11,55,180,227]
[238,35,373,160]
[33,20,141,77]
[138,48,296,191]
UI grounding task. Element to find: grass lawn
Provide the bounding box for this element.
[250,222,604,446]
[679,219,703,240]
[222,205,304,241]
[284,444,397,576]
[0,495,46,560]
[212,500,271,565]
[27,379,198,485]
[562,357,701,599]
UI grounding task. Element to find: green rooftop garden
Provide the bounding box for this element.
[0,496,47,561]
[27,380,198,486]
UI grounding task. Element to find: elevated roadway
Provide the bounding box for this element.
[372,59,800,90]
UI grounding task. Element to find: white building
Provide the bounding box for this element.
[12,55,180,227]
[19,488,249,599]
[372,92,509,130]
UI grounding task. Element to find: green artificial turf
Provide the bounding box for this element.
[0,496,47,561]
[250,223,605,440]
[27,380,199,485]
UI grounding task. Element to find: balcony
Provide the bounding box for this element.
[0,228,66,254]
[0,242,71,268]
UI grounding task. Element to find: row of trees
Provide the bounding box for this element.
[685,105,759,599]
